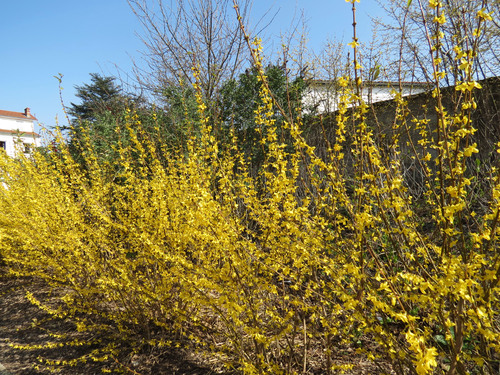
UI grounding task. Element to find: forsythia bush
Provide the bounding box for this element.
[0,2,499,374]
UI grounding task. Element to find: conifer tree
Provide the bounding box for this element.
[68,73,125,123]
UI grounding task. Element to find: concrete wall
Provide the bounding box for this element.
[302,76,500,194]
[302,81,428,114]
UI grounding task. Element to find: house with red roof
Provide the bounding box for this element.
[0,108,40,157]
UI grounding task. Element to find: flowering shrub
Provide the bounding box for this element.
[0,1,499,374]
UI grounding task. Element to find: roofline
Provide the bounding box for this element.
[0,128,40,138]
[309,79,431,87]
[0,109,38,122]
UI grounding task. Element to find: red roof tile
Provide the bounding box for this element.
[0,109,38,121]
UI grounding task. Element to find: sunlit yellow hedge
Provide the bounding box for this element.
[1,3,499,374]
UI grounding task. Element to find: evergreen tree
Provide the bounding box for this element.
[219,64,306,169]
[66,73,142,165]
[68,73,125,123]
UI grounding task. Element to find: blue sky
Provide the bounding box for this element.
[0,0,383,133]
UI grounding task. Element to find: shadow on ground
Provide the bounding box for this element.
[0,272,226,375]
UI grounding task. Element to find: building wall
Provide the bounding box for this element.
[302,82,428,114]
[0,117,36,133]
[0,117,40,158]
[302,76,500,194]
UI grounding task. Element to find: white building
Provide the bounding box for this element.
[0,108,40,157]
[303,80,430,114]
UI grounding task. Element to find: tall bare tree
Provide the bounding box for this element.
[375,0,500,85]
[129,0,252,104]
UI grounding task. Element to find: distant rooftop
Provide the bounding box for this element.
[0,108,38,122]
[309,80,431,87]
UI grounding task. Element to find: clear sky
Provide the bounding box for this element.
[0,0,383,133]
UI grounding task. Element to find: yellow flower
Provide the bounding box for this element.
[434,13,446,24]
[348,40,360,48]
[477,9,493,21]
[338,76,349,87]
[463,144,479,157]
[456,81,482,92]
[416,347,438,375]
[428,0,442,8]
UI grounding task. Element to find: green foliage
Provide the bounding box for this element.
[66,74,197,168]
[65,73,142,164]
[160,83,201,146]
[68,73,125,123]
[219,64,305,169]
[220,64,305,130]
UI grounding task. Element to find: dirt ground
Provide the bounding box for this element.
[0,269,391,375]
[0,271,227,375]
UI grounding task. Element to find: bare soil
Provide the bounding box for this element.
[0,270,227,375]
[0,269,391,374]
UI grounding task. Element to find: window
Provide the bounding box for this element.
[23,143,32,153]
[0,141,5,150]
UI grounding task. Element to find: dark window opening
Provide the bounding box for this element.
[0,141,5,150]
